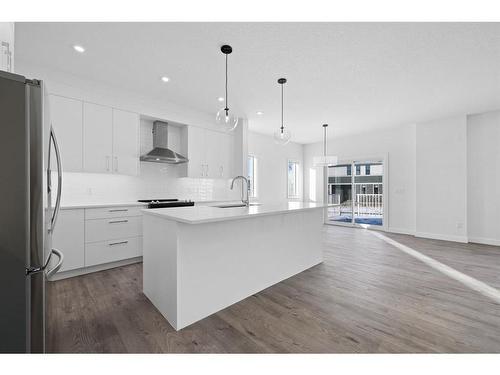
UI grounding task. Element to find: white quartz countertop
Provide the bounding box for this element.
[59,199,241,210]
[142,201,327,224]
[60,202,148,210]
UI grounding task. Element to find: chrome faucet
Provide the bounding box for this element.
[230,176,250,206]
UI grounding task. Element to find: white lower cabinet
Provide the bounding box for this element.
[51,205,144,279]
[52,209,85,272]
[85,216,142,243]
[85,205,143,220]
[85,236,142,267]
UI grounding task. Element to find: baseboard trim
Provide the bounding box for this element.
[415,232,468,243]
[48,257,143,281]
[468,237,500,247]
[387,227,415,236]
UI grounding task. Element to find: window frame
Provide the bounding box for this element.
[247,154,258,199]
[287,159,301,200]
[355,165,361,175]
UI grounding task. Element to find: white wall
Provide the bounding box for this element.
[15,60,241,204]
[416,116,468,242]
[248,131,304,204]
[467,110,500,246]
[304,124,417,234]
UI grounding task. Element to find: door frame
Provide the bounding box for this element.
[324,153,388,232]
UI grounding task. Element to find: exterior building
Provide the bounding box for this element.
[328,163,383,204]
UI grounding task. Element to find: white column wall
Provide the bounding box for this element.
[415,116,468,242]
[467,110,500,246]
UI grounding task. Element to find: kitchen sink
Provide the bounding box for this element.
[214,203,262,208]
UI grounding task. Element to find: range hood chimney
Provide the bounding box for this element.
[140,121,188,164]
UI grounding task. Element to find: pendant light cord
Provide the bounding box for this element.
[281,82,284,132]
[324,126,327,156]
[225,54,229,112]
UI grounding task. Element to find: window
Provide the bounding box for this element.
[355,165,361,175]
[374,185,379,194]
[288,160,300,199]
[346,165,352,176]
[365,164,371,175]
[247,155,257,198]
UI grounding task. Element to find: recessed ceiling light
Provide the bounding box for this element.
[256,111,264,115]
[161,76,170,83]
[217,97,224,102]
[73,45,85,53]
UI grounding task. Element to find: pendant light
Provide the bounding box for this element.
[313,124,338,167]
[216,44,239,131]
[273,78,292,145]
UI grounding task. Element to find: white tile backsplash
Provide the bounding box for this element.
[54,162,239,206]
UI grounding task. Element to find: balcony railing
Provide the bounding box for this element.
[327,193,383,216]
[356,194,383,216]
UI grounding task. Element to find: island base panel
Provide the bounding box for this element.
[143,208,324,330]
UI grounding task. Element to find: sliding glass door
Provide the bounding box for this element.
[326,159,384,228]
[326,164,353,223]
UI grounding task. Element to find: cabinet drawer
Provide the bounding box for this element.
[85,216,142,243]
[85,205,144,220]
[85,236,142,267]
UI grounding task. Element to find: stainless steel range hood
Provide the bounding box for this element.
[140,121,188,164]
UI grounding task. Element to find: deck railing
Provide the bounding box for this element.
[356,194,383,216]
[327,193,383,216]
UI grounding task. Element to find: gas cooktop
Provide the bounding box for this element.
[138,199,194,209]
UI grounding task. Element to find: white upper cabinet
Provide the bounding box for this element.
[112,109,139,176]
[187,125,207,177]
[204,129,220,178]
[186,126,234,179]
[82,102,139,175]
[218,132,233,179]
[83,102,113,173]
[49,95,83,172]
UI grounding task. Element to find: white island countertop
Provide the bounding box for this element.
[141,201,327,224]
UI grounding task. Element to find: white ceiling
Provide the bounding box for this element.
[15,22,500,144]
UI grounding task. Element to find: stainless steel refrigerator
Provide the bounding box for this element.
[0,70,64,353]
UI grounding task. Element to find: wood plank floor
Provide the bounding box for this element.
[46,225,500,353]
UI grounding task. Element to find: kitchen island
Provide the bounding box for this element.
[142,202,326,330]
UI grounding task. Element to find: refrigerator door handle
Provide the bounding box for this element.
[49,127,62,232]
[26,248,64,277]
[45,249,63,278]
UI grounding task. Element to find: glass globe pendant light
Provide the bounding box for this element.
[273,78,292,145]
[313,124,338,167]
[216,44,239,131]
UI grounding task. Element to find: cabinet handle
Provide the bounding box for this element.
[108,219,128,224]
[109,240,128,246]
[106,156,110,171]
[108,208,129,212]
